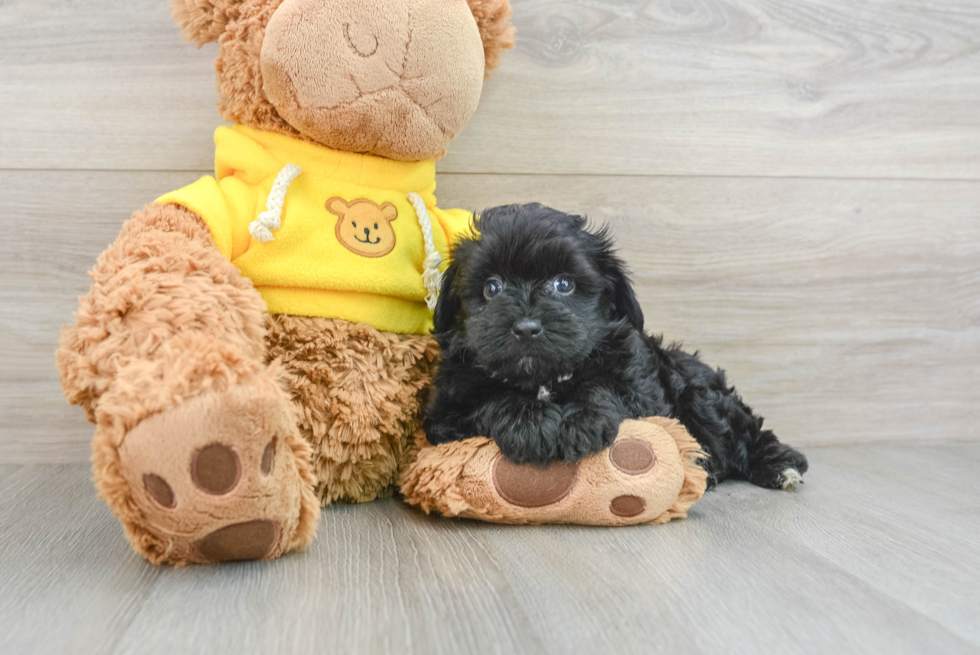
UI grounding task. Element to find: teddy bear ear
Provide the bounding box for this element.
[380,203,399,222]
[466,0,516,74]
[169,0,242,47]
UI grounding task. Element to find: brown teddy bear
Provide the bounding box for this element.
[57,0,516,566]
[57,0,706,566]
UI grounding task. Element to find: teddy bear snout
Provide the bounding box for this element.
[260,0,487,161]
[344,22,379,58]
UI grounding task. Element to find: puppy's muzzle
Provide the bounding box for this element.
[513,318,543,342]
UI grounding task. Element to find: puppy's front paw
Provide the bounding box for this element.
[423,419,468,446]
[489,403,565,465]
[554,412,620,462]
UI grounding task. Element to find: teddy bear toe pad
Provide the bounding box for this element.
[194,520,280,562]
[609,439,657,474]
[118,385,309,564]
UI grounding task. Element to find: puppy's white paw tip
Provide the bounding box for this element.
[781,468,804,490]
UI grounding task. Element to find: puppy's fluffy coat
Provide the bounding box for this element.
[424,203,808,489]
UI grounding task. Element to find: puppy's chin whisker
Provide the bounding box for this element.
[517,356,535,375]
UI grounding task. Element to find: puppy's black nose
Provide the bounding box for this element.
[513,318,543,341]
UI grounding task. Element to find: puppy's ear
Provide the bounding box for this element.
[433,259,463,335]
[594,242,645,332]
[610,269,645,332]
[170,0,242,46]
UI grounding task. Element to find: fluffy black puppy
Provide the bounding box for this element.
[424,203,808,490]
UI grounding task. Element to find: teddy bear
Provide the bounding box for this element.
[57,0,516,565]
[57,0,706,566]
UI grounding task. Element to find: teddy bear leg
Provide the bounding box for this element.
[58,204,319,564]
[402,418,709,526]
[265,315,440,504]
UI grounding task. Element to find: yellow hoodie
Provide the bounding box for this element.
[157,125,473,335]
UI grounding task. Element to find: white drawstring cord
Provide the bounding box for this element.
[249,163,302,243]
[407,192,443,310]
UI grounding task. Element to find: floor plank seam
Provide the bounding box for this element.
[2,167,980,184]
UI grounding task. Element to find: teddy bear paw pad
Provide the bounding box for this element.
[194,520,280,562]
[117,385,309,564]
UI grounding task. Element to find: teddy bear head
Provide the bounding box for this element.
[171,0,515,162]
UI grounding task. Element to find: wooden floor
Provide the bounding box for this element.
[1,442,978,655]
[2,0,979,653]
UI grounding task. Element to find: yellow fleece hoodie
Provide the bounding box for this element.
[157,125,473,335]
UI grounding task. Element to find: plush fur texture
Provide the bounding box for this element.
[57,203,268,423]
[266,314,439,504]
[171,0,242,45]
[425,203,809,489]
[467,0,516,74]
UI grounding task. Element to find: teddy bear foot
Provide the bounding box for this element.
[402,417,709,526]
[111,383,319,565]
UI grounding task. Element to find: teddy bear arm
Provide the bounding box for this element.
[57,202,268,421]
[57,202,324,565]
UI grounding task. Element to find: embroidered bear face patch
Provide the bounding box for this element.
[327,197,398,257]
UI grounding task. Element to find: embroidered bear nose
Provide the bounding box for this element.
[513,318,543,341]
[363,227,371,237]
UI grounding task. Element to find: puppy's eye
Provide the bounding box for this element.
[484,276,503,300]
[552,276,575,296]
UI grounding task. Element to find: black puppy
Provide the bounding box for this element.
[424,203,808,490]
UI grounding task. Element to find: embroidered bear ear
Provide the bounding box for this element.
[466,0,516,75]
[326,197,350,217]
[380,203,399,223]
[170,0,243,47]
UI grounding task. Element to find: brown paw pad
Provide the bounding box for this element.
[492,457,580,508]
[194,520,279,562]
[610,495,646,517]
[609,439,656,475]
[143,474,176,509]
[261,437,277,476]
[191,443,241,495]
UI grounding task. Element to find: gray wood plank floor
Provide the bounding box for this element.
[1,443,978,655]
